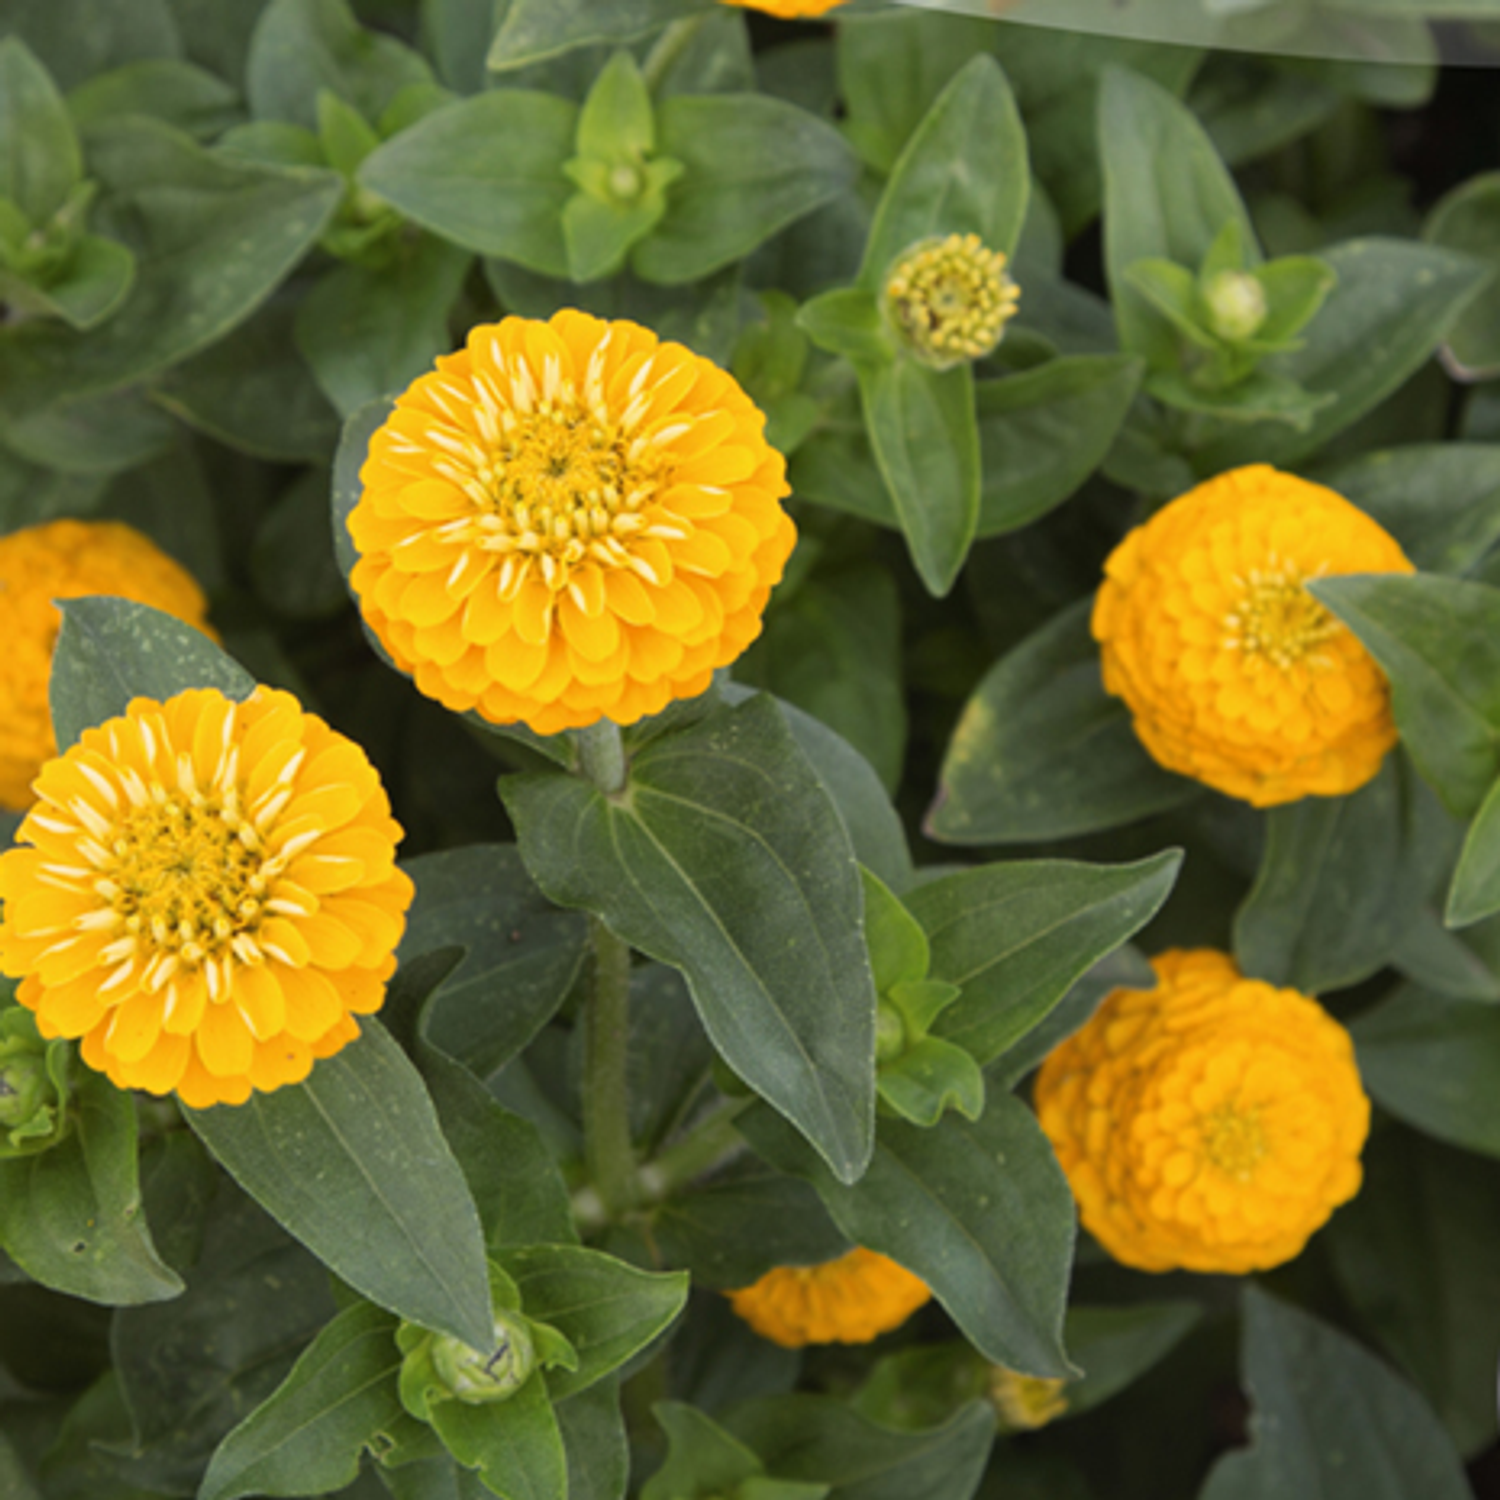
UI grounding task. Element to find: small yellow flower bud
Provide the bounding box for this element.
[988,1367,1070,1432]
[882,232,1020,370]
[1203,269,1267,342]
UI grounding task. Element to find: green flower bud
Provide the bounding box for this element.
[1203,269,1267,343]
[607,162,643,201]
[883,232,1020,371]
[429,1311,536,1405]
[0,1006,69,1157]
[875,1000,908,1065]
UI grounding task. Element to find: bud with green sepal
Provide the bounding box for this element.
[561,52,685,283]
[881,232,1021,372]
[0,1001,72,1159]
[861,869,983,1128]
[1124,219,1337,426]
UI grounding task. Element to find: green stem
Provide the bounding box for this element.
[637,1099,751,1203]
[574,719,626,796]
[583,915,637,1219]
[641,15,709,93]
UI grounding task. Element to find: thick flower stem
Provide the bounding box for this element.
[575,719,627,796]
[583,914,637,1221]
[642,16,709,92]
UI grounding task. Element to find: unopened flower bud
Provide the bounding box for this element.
[430,1311,536,1404]
[607,163,643,201]
[875,1001,907,1064]
[0,1008,67,1156]
[883,232,1020,370]
[1204,269,1267,342]
[988,1366,1069,1432]
[0,1052,46,1129]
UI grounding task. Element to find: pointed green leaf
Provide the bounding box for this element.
[928,599,1199,844]
[556,1378,629,1500]
[908,851,1182,1067]
[1310,574,1500,819]
[1062,1302,1202,1420]
[66,58,240,140]
[185,1019,494,1351]
[1449,773,1500,928]
[1201,1288,1471,1500]
[861,55,1029,286]
[1425,171,1500,380]
[497,1245,687,1402]
[862,868,929,996]
[877,1037,985,1127]
[199,1302,404,1500]
[502,695,876,1184]
[50,597,254,751]
[427,1373,567,1500]
[741,1097,1076,1378]
[797,287,895,367]
[0,233,134,330]
[643,1402,762,1500]
[0,37,81,224]
[488,0,704,73]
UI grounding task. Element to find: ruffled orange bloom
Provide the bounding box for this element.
[1092,465,1413,806]
[0,520,214,811]
[719,0,847,15]
[0,688,414,1109]
[728,1248,931,1347]
[348,311,796,736]
[1034,949,1369,1274]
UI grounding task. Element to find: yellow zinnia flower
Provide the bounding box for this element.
[0,520,215,811]
[348,311,797,736]
[1034,948,1369,1275]
[1092,465,1414,806]
[718,0,848,15]
[728,1247,931,1347]
[0,688,414,1109]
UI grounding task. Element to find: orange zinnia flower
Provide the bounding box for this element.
[347,311,797,736]
[1034,949,1369,1274]
[1092,465,1413,806]
[718,0,848,14]
[0,520,215,811]
[0,688,414,1109]
[728,1248,931,1347]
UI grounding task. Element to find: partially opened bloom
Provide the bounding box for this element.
[1034,948,1369,1274]
[718,0,848,15]
[348,310,797,735]
[0,520,215,811]
[0,688,414,1109]
[728,1248,931,1347]
[1092,465,1413,806]
[883,232,1021,370]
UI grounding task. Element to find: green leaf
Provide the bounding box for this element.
[556,1378,629,1500]
[1448,773,1500,928]
[0,385,170,478]
[741,1096,1075,1378]
[1062,1302,1202,1420]
[247,0,434,131]
[1201,1287,1471,1500]
[927,599,1199,844]
[0,37,82,225]
[150,294,339,463]
[907,851,1182,1067]
[643,1401,762,1500]
[497,1245,687,1403]
[199,1302,404,1500]
[66,58,239,140]
[487,0,703,73]
[1310,574,1500,819]
[398,845,588,1078]
[0,1066,182,1305]
[797,287,894,367]
[0,118,341,415]
[1425,171,1500,380]
[184,1018,494,1351]
[295,236,470,418]
[974,356,1144,538]
[1190,240,1490,473]
[49,597,253,752]
[0,233,135,330]
[634,94,856,285]
[724,1395,995,1500]
[357,92,576,276]
[1099,66,1256,370]
[1352,983,1500,1159]
[1312,444,1500,576]
[877,1037,984,1128]
[862,867,928,996]
[861,55,1029,286]
[1327,1127,1500,1457]
[1233,756,1407,992]
[426,1373,567,1500]
[502,695,876,1185]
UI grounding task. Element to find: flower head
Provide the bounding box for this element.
[728,1247,931,1348]
[0,688,414,1109]
[718,0,848,15]
[348,310,797,736]
[0,520,215,811]
[883,233,1020,370]
[1034,948,1369,1274]
[1092,465,1414,806]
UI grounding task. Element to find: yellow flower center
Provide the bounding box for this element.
[883,232,1021,369]
[426,362,682,599]
[1202,1103,1267,1180]
[1222,561,1339,669]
